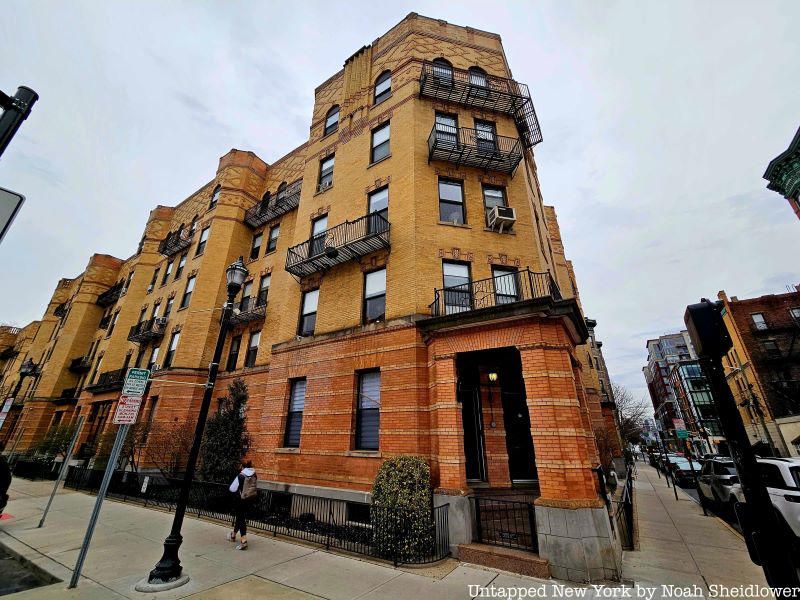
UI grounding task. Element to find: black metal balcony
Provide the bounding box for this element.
[244,180,302,229]
[419,61,543,148]
[285,213,391,278]
[128,317,168,343]
[230,296,267,325]
[428,126,522,174]
[54,303,68,317]
[98,315,112,330]
[0,347,18,360]
[427,269,562,318]
[158,227,193,256]
[69,355,92,373]
[85,368,127,393]
[60,387,79,401]
[96,281,124,307]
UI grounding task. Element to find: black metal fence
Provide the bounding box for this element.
[427,125,523,174]
[60,467,450,566]
[10,457,60,481]
[472,496,538,552]
[429,269,562,318]
[613,467,635,550]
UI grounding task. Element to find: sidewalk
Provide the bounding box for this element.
[0,478,563,599]
[623,461,769,593]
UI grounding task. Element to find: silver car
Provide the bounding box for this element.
[697,459,745,510]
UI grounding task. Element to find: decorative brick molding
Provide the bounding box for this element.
[299,273,323,292]
[358,251,389,272]
[259,266,273,276]
[310,206,331,220]
[365,176,391,193]
[167,290,176,299]
[486,254,521,267]
[438,247,474,262]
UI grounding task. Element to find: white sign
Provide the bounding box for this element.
[141,476,150,494]
[112,395,143,425]
[0,187,25,245]
[0,397,13,429]
[121,368,150,397]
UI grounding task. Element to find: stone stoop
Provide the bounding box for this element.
[458,543,550,579]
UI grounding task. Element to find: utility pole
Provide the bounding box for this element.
[0,87,39,159]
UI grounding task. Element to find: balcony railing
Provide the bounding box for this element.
[428,125,523,174]
[0,347,19,360]
[60,387,79,401]
[85,367,127,393]
[230,296,267,325]
[158,227,193,256]
[428,269,561,318]
[244,180,302,229]
[419,61,543,148]
[98,315,112,330]
[285,213,391,278]
[54,303,68,318]
[128,317,168,343]
[69,355,92,373]
[96,282,124,307]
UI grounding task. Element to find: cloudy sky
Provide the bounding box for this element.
[1,1,798,404]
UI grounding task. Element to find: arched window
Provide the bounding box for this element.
[468,66,487,88]
[277,182,288,201]
[324,105,339,136]
[374,71,391,104]
[432,58,453,85]
[209,185,221,208]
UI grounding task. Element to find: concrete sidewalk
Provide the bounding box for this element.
[623,461,769,594]
[0,478,567,599]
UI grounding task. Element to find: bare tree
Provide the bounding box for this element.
[611,382,650,443]
[143,420,195,478]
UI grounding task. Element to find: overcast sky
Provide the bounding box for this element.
[1,1,798,404]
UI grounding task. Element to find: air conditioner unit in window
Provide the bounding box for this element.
[154,317,167,327]
[487,205,516,233]
[318,180,333,192]
[150,363,161,372]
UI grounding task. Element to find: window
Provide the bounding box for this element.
[239,281,253,311]
[107,312,119,336]
[163,332,180,368]
[250,232,263,260]
[318,155,335,190]
[209,185,220,208]
[284,379,306,448]
[162,260,174,285]
[374,71,391,104]
[226,335,242,371]
[759,463,786,488]
[257,275,270,306]
[482,186,506,225]
[189,216,198,236]
[276,182,287,201]
[492,266,519,304]
[324,105,339,136]
[367,187,388,234]
[371,122,390,163]
[175,254,187,279]
[310,216,328,257]
[151,301,161,318]
[468,66,488,88]
[137,307,147,324]
[163,297,174,319]
[196,226,210,255]
[442,262,471,314]
[267,225,280,252]
[761,340,780,355]
[356,371,381,450]
[475,119,497,153]
[245,330,260,367]
[435,112,458,146]
[148,268,160,292]
[432,58,453,85]
[299,289,319,336]
[363,268,386,323]
[147,346,160,371]
[751,313,767,330]
[180,275,196,309]
[438,179,465,224]
[790,308,800,322]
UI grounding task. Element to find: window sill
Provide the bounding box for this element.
[437,220,471,229]
[314,184,333,197]
[265,249,277,257]
[347,450,381,458]
[193,252,204,259]
[367,154,391,169]
[320,128,338,141]
[177,306,188,312]
[483,227,516,235]
[373,93,392,106]
[275,447,300,454]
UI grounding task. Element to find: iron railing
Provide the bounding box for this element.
[158,227,193,256]
[98,315,112,330]
[96,282,124,307]
[245,180,302,229]
[69,355,93,373]
[0,347,18,360]
[285,213,390,278]
[62,467,450,566]
[11,457,60,481]
[230,296,267,325]
[472,497,538,552]
[85,367,127,393]
[419,61,543,148]
[127,317,168,343]
[428,125,523,174]
[612,466,635,550]
[428,269,561,318]
[60,387,79,401]
[53,303,68,318]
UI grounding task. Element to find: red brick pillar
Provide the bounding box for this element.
[431,352,467,492]
[520,345,598,504]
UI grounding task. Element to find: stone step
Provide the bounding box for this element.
[458,542,550,578]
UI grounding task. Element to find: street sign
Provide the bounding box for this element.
[113,395,143,425]
[0,187,24,245]
[122,368,150,397]
[677,429,689,439]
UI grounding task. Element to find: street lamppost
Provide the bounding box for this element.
[143,257,248,589]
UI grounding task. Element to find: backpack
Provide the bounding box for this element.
[240,473,258,500]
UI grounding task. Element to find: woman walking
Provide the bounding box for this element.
[228,461,257,550]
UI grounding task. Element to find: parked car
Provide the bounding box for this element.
[657,453,678,473]
[697,459,744,511]
[669,457,702,487]
[757,457,800,550]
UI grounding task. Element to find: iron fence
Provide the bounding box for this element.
[96,282,124,307]
[472,496,538,552]
[428,125,523,174]
[60,467,450,566]
[10,457,60,481]
[612,466,635,550]
[244,179,302,228]
[85,367,127,392]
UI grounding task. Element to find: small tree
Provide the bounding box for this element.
[199,378,251,483]
[612,382,649,444]
[36,423,78,460]
[146,420,195,478]
[371,455,434,562]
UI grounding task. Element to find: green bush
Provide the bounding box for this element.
[371,455,434,562]
[199,378,251,483]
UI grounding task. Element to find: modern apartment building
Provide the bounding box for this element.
[669,360,726,456]
[764,125,800,220]
[0,14,622,581]
[643,331,695,437]
[718,287,800,456]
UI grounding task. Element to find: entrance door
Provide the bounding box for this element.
[501,390,538,482]
[459,384,487,482]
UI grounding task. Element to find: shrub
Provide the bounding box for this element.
[371,455,434,562]
[199,378,251,483]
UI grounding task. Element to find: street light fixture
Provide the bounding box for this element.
[142,257,247,590]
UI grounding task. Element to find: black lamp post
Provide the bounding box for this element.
[145,257,248,587]
[0,358,38,440]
